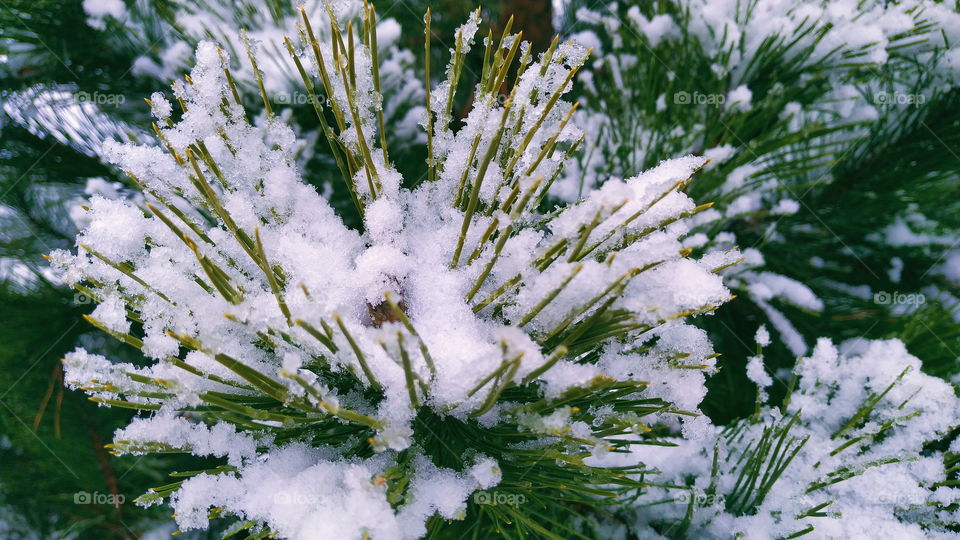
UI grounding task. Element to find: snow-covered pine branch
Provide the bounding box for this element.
[562,0,960,357]
[604,338,960,539]
[50,3,734,538]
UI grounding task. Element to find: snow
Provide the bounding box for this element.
[626,8,680,47]
[54,13,736,538]
[90,294,131,334]
[745,355,772,388]
[376,19,402,50]
[0,84,137,158]
[889,256,904,283]
[558,0,960,377]
[770,198,799,215]
[702,144,736,168]
[148,92,172,121]
[941,250,960,282]
[745,271,823,311]
[83,0,126,30]
[568,31,602,55]
[881,214,955,246]
[726,85,752,112]
[596,338,960,538]
[754,325,771,347]
[43,2,960,538]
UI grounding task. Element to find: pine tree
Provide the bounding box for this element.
[1,1,445,535]
[49,3,735,537]
[1,1,958,538]
[559,0,960,422]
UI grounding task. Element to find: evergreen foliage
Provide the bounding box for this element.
[0,0,957,538]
